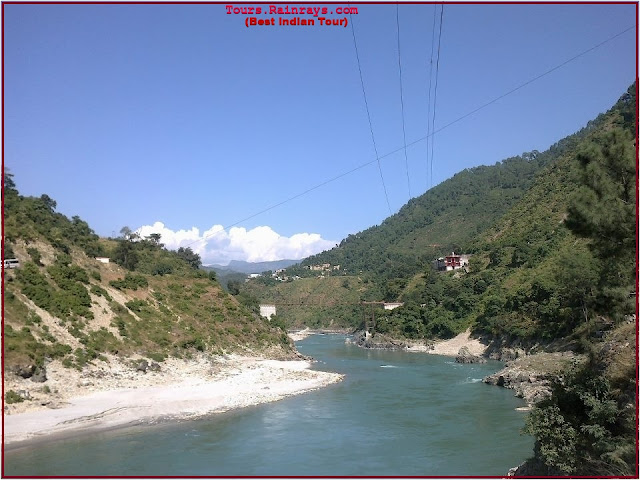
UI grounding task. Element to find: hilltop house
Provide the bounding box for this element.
[435,252,470,271]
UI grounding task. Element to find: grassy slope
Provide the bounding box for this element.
[242,275,364,329]
[3,196,293,373]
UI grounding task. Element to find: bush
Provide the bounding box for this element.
[110,273,148,291]
[26,247,43,266]
[125,299,150,314]
[90,284,112,301]
[5,390,24,404]
[152,262,173,276]
[524,360,635,475]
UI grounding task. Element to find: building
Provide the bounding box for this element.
[308,263,332,271]
[436,252,470,271]
[95,257,110,264]
[259,304,276,319]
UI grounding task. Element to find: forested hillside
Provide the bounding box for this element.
[3,180,294,377]
[243,83,636,345]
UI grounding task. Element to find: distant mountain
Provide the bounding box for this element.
[206,259,299,275]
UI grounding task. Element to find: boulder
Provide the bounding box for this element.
[17,389,32,401]
[148,362,161,372]
[30,366,47,383]
[135,360,149,373]
[13,364,35,379]
[455,346,487,364]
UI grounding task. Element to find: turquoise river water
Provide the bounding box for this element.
[4,334,534,476]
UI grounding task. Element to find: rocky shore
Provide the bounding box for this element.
[347,329,585,408]
[348,329,490,358]
[483,351,585,406]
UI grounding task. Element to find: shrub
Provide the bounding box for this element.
[109,273,148,291]
[5,390,24,404]
[152,262,173,276]
[26,247,43,266]
[125,299,150,314]
[90,284,112,301]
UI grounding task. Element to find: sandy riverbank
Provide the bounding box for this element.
[407,329,488,357]
[288,328,313,341]
[4,354,343,446]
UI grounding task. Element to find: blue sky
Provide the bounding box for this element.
[4,2,637,265]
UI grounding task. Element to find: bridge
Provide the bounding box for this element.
[258,301,404,333]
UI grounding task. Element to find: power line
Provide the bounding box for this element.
[428,24,635,141]
[396,5,411,200]
[176,24,634,251]
[429,4,444,189]
[350,11,392,215]
[426,4,438,191]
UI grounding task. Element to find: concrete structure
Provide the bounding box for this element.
[383,302,404,311]
[259,304,277,319]
[95,257,110,264]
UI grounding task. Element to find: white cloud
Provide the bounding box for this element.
[135,221,335,265]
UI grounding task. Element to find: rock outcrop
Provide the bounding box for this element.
[350,331,412,350]
[31,366,47,383]
[12,364,36,379]
[455,346,487,364]
[483,351,583,406]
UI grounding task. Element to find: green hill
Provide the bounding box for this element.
[242,82,636,344]
[3,181,295,375]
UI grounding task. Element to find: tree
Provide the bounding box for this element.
[146,233,162,246]
[565,128,636,320]
[39,194,57,212]
[119,226,132,239]
[112,239,139,270]
[3,169,16,192]
[227,280,241,295]
[176,247,202,270]
[566,128,635,261]
[524,360,635,476]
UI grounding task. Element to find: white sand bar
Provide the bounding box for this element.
[4,355,343,445]
[407,329,488,356]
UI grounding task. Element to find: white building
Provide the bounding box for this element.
[95,257,110,264]
[259,304,277,319]
[383,302,404,311]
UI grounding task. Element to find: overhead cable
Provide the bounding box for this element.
[425,4,438,190]
[396,5,411,200]
[349,11,393,215]
[429,4,444,189]
[175,24,635,250]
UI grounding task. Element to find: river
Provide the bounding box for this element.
[3,334,533,476]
